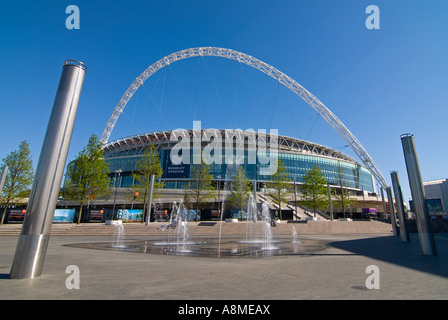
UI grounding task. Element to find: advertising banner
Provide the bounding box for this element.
[117,209,143,222]
[7,209,26,222]
[88,209,104,222]
[53,209,76,223]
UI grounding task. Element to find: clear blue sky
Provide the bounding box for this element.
[1,0,447,202]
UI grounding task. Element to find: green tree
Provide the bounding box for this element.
[334,162,356,218]
[266,159,292,220]
[184,158,215,221]
[63,134,110,224]
[131,144,164,223]
[300,165,329,217]
[227,166,251,221]
[0,141,34,225]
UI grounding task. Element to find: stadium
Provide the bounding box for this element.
[56,47,391,223]
[103,129,374,192]
[74,128,381,222]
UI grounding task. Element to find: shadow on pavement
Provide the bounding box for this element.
[328,233,448,279]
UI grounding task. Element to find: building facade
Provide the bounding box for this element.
[102,129,374,193]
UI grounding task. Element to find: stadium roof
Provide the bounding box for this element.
[102,129,359,165]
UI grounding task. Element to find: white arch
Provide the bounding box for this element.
[101,47,387,187]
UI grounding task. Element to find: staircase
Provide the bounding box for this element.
[258,193,329,221]
[0,219,394,236]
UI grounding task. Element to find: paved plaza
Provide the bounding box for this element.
[0,221,447,300]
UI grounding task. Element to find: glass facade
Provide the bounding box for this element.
[104,147,374,192]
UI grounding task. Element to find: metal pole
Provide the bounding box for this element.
[401,133,437,255]
[145,174,155,226]
[0,166,8,193]
[253,179,257,203]
[391,171,410,242]
[380,187,387,219]
[294,179,298,220]
[112,169,122,219]
[362,186,366,208]
[386,186,399,237]
[0,166,8,225]
[10,60,86,279]
[217,175,221,219]
[327,183,333,221]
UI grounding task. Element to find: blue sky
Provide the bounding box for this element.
[1,0,447,201]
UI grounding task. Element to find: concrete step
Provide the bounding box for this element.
[0,220,393,236]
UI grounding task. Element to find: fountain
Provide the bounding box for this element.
[78,169,329,258]
[176,201,191,252]
[112,223,126,248]
[238,195,278,251]
[73,208,327,257]
[261,202,277,250]
[291,226,301,244]
[244,193,260,244]
[152,200,196,253]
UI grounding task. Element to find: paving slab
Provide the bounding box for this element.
[1,224,447,301]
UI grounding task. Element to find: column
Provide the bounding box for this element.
[401,133,437,255]
[10,60,87,278]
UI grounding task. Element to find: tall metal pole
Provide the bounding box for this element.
[391,171,410,242]
[380,187,387,219]
[386,186,399,237]
[112,169,122,219]
[0,166,8,225]
[253,179,257,202]
[10,60,86,279]
[145,174,155,226]
[327,183,333,221]
[401,133,437,255]
[216,175,221,219]
[0,166,8,193]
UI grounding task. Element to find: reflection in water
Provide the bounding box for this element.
[66,236,327,259]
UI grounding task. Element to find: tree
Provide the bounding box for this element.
[0,141,34,225]
[184,158,215,222]
[63,134,110,224]
[131,144,164,223]
[266,159,292,220]
[334,162,356,218]
[227,166,251,221]
[300,165,329,217]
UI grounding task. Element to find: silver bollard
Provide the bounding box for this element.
[380,187,387,219]
[401,133,437,255]
[391,171,410,242]
[385,186,399,237]
[0,166,8,193]
[10,60,87,278]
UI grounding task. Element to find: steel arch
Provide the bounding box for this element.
[101,47,387,187]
